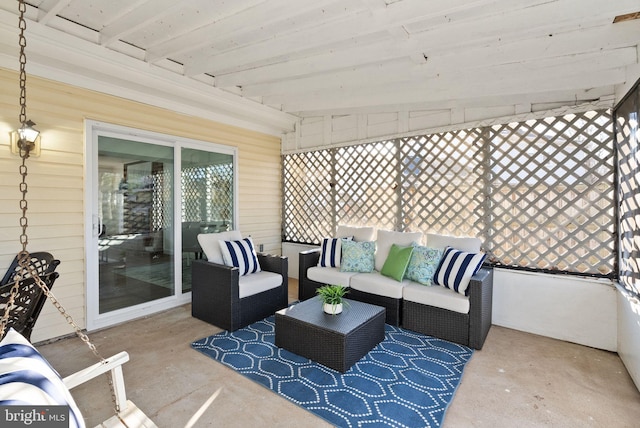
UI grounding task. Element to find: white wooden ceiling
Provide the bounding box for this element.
[1,0,639,134]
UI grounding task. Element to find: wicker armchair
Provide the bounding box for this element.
[191,253,288,331]
[0,252,61,341]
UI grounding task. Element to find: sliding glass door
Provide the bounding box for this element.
[86,121,236,330]
[97,138,175,314]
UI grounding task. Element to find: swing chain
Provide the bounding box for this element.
[17,0,29,250]
[15,262,122,416]
[1,0,123,417]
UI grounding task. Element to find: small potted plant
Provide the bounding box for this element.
[316,285,349,315]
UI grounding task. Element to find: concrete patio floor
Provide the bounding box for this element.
[37,280,640,427]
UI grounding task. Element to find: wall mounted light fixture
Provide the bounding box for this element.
[10,119,41,157]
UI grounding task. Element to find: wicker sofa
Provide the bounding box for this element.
[191,231,288,331]
[298,227,493,349]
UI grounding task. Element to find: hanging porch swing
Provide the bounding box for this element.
[0,2,156,427]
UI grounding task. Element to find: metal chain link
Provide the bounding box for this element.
[0,0,123,417]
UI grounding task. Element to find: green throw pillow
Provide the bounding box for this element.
[381,244,414,281]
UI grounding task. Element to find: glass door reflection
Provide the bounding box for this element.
[181,148,234,292]
[98,138,174,313]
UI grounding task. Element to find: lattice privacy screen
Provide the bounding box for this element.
[489,112,614,275]
[283,150,334,243]
[615,81,640,296]
[152,169,171,231]
[400,129,486,237]
[283,110,616,277]
[182,164,234,223]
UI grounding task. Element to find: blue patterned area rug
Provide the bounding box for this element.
[191,316,473,427]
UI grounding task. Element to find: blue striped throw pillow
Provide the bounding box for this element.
[318,237,352,268]
[0,328,85,428]
[433,247,486,296]
[220,237,262,276]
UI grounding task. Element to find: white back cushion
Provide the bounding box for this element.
[336,225,375,241]
[426,233,481,253]
[198,230,242,264]
[375,229,423,272]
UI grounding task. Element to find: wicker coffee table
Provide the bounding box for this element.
[275,297,385,372]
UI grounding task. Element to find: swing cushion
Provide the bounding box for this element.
[0,328,85,428]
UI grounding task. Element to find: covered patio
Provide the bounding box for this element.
[36,281,640,426]
[0,1,639,426]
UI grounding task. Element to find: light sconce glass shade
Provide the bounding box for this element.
[10,119,41,157]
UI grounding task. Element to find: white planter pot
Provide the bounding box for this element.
[323,302,343,315]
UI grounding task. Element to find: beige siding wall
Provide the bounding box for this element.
[0,67,282,342]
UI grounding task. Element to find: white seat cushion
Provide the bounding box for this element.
[308,266,358,288]
[403,282,470,314]
[238,271,282,299]
[426,233,481,253]
[198,230,243,264]
[375,229,423,271]
[349,272,406,299]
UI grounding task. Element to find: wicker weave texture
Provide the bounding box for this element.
[298,249,322,301]
[402,300,470,345]
[347,288,401,326]
[275,297,385,372]
[402,268,493,349]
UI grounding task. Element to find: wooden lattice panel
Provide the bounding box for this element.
[489,111,615,275]
[615,97,640,293]
[282,110,616,276]
[399,129,486,238]
[182,164,233,224]
[283,150,334,242]
[335,141,398,231]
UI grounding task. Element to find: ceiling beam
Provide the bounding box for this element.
[216,18,640,90]
[291,88,615,118]
[275,66,627,113]
[0,9,296,135]
[99,0,182,46]
[186,0,636,77]
[144,0,339,63]
[185,0,511,76]
[243,46,637,101]
[37,0,72,25]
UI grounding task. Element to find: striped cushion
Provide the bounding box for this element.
[220,237,262,276]
[318,237,351,268]
[0,328,85,428]
[433,247,486,295]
